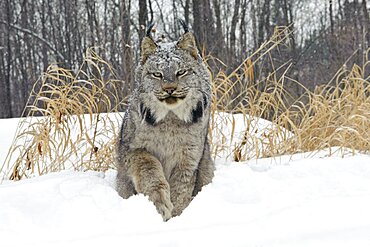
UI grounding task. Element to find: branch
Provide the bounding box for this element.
[0,20,66,61]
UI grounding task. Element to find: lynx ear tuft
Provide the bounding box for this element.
[141,23,157,63]
[176,32,198,59]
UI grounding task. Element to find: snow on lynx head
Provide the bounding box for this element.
[134,22,212,124]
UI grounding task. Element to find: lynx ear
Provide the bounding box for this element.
[141,36,157,63]
[141,23,157,63]
[176,32,198,59]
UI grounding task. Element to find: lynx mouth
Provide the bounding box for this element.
[158,95,186,105]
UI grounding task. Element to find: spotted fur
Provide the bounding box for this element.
[116,26,214,221]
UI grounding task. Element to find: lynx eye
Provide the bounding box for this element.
[152,72,163,79]
[176,69,187,77]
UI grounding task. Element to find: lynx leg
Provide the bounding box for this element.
[125,149,174,221]
[116,169,136,199]
[193,142,215,196]
[169,166,197,217]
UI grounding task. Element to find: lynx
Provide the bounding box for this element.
[116,22,214,221]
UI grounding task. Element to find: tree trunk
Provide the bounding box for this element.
[138,0,148,42]
[121,0,133,97]
[3,0,13,117]
[250,2,258,50]
[329,0,334,34]
[213,0,225,59]
[230,0,241,60]
[184,0,190,25]
[192,0,215,55]
[239,0,247,57]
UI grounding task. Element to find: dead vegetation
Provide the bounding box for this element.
[209,26,370,161]
[1,27,369,182]
[1,48,125,181]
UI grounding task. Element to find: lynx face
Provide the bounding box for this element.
[136,32,211,123]
[143,46,194,107]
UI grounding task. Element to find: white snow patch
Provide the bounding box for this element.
[1,115,370,246]
[0,152,370,246]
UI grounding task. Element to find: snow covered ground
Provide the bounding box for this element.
[1,116,370,247]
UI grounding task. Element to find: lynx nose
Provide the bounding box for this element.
[162,84,177,95]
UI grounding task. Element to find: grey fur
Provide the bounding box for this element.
[116,29,214,221]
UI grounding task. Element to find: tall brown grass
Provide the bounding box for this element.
[209,26,369,160]
[1,27,369,182]
[1,48,124,181]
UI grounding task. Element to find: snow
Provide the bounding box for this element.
[211,112,292,160]
[1,115,370,247]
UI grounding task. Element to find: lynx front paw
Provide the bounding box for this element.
[151,188,174,221]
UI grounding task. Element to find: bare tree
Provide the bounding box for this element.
[1,0,369,118]
[138,0,148,42]
[121,0,133,94]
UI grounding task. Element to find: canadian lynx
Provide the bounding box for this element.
[116,22,214,221]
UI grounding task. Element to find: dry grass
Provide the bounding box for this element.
[209,26,298,160]
[209,26,370,160]
[1,26,369,182]
[0,48,125,181]
[294,62,370,153]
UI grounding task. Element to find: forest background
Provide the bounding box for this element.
[0,0,369,118]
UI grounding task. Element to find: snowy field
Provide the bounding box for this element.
[1,116,370,247]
